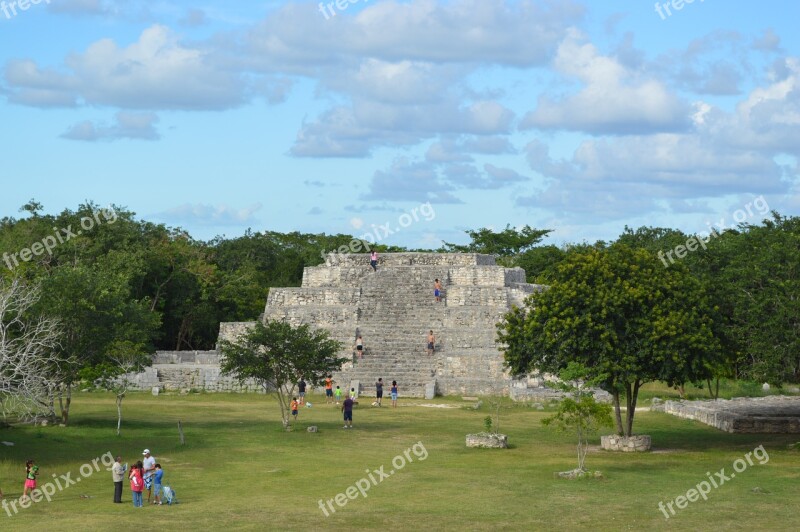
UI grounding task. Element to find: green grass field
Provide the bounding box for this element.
[1,391,798,531]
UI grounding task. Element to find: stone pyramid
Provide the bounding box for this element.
[243,252,542,398]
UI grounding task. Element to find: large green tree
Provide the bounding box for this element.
[219,320,345,430]
[499,244,721,437]
[716,214,800,383]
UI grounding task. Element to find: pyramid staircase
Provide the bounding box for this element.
[258,253,541,397]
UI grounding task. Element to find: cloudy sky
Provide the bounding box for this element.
[1,0,798,248]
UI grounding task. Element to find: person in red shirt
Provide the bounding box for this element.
[290,397,299,421]
[129,461,144,508]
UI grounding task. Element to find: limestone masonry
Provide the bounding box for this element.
[219,252,543,397]
[653,396,800,433]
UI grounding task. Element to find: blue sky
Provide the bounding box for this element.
[1,0,798,249]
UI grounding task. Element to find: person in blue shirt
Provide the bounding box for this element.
[153,464,165,505]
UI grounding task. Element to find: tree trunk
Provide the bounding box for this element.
[611,390,623,435]
[625,380,641,436]
[624,383,632,437]
[116,394,123,436]
[61,383,72,426]
[576,424,586,471]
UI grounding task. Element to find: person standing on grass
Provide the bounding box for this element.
[427,330,436,355]
[391,381,398,408]
[334,385,343,405]
[370,250,378,272]
[112,456,126,503]
[325,375,334,403]
[129,462,144,508]
[342,394,354,428]
[298,378,307,405]
[22,459,38,501]
[153,464,164,505]
[434,279,442,302]
[142,449,156,503]
[291,397,300,421]
[375,378,384,407]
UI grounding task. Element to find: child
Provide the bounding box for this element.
[391,381,398,408]
[290,397,299,421]
[23,459,39,500]
[350,387,358,402]
[334,386,343,405]
[153,464,164,505]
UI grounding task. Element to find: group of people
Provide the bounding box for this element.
[291,376,400,429]
[112,449,165,507]
[0,450,164,509]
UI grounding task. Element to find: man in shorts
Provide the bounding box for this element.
[342,394,354,428]
[427,330,436,356]
[142,449,156,504]
[434,279,442,302]
[298,378,307,405]
[375,378,384,407]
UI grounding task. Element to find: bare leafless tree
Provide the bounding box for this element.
[0,278,64,423]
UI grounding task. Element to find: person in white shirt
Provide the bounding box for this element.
[142,449,156,504]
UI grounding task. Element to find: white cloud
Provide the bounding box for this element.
[61,111,159,141]
[521,29,690,134]
[6,25,246,111]
[152,203,263,227]
[520,59,800,222]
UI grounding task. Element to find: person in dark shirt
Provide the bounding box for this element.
[298,378,307,405]
[375,378,384,407]
[342,394,354,429]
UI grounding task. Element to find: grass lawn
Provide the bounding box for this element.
[1,391,798,531]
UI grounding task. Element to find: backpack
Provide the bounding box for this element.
[162,485,179,505]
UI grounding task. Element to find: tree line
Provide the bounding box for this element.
[1,200,798,424]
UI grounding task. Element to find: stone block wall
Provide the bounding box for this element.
[122,350,264,393]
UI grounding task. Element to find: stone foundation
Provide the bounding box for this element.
[600,434,652,452]
[122,351,264,393]
[653,396,800,433]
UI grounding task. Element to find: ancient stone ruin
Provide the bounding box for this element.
[219,252,543,397]
[653,396,800,433]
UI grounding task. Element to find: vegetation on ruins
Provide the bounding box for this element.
[218,320,345,430]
